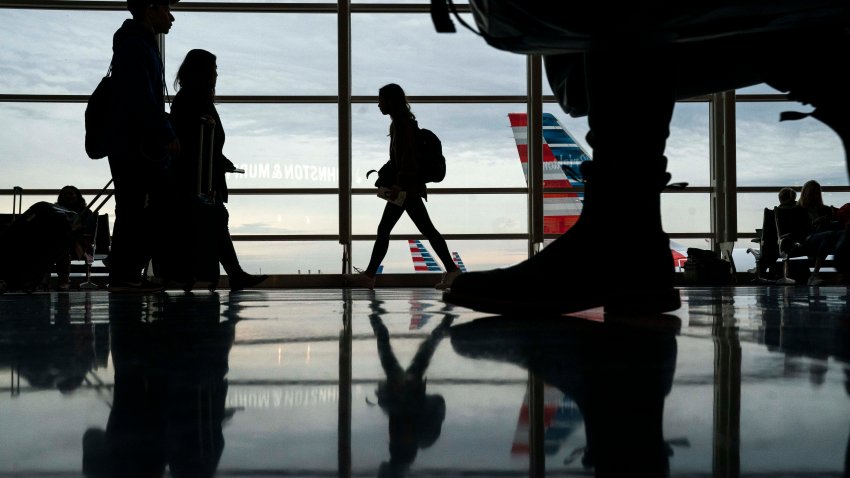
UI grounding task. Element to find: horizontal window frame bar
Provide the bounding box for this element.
[5,186,850,197]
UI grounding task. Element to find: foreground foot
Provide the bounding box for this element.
[443,228,680,316]
[230,273,269,292]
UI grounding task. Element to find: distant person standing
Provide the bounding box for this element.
[348,83,461,290]
[167,49,268,291]
[105,0,180,293]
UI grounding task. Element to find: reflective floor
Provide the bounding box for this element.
[1,286,848,477]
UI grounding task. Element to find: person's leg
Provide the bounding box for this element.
[107,175,149,285]
[445,33,680,315]
[404,196,461,289]
[404,196,458,272]
[365,202,405,277]
[218,205,241,277]
[216,204,268,291]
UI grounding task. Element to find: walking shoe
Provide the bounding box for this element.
[435,269,462,290]
[230,273,269,292]
[345,269,376,289]
[107,280,165,293]
[444,225,680,316]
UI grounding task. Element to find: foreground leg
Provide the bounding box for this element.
[445,35,680,315]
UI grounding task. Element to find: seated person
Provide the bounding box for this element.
[777,187,797,209]
[755,188,800,277]
[798,180,841,285]
[55,186,95,290]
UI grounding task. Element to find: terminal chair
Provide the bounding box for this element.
[773,206,812,285]
[747,208,780,283]
[78,213,110,289]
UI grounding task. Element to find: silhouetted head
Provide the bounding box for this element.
[126,0,177,34]
[378,83,415,122]
[778,187,797,206]
[57,185,86,212]
[175,49,218,95]
[799,180,824,209]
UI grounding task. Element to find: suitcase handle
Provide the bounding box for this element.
[12,186,22,219]
[198,118,215,201]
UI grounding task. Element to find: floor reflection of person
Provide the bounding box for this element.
[83,293,234,478]
[367,297,455,478]
[1,294,101,394]
[450,315,679,478]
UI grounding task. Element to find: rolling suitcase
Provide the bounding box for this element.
[157,119,220,291]
[0,191,79,293]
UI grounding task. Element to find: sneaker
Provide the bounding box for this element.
[435,269,462,290]
[107,280,165,293]
[345,270,376,289]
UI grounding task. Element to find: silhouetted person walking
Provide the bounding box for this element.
[165,49,267,292]
[349,83,460,290]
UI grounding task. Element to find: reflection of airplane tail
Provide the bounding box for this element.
[511,385,583,457]
[408,239,466,273]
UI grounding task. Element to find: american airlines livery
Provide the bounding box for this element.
[509,112,688,269]
[408,239,467,273]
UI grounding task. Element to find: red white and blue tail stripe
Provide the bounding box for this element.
[508,112,591,235]
[408,239,468,273]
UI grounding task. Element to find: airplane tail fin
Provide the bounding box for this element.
[508,112,591,235]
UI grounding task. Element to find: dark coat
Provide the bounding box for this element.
[108,19,176,166]
[390,118,427,200]
[169,87,236,203]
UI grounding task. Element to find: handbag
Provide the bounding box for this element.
[367,161,397,189]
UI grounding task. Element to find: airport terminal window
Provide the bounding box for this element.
[164,12,337,96]
[2,0,833,275]
[351,13,525,96]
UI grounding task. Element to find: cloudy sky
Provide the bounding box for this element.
[1,4,848,274]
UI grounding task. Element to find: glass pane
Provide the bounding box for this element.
[737,102,845,187]
[351,238,528,273]
[352,13,525,96]
[166,12,337,95]
[354,103,531,189]
[0,103,109,189]
[0,10,126,95]
[215,104,338,188]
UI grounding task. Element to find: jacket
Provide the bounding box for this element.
[169,86,236,203]
[390,118,427,199]
[107,19,176,164]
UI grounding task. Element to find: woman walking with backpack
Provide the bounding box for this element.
[347,83,461,290]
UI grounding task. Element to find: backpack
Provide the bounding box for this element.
[85,66,112,160]
[417,128,446,183]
